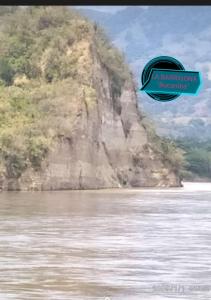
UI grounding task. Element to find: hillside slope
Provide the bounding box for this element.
[0,7,182,190]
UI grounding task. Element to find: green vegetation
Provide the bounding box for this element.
[175,139,211,180]
[142,116,185,175]
[142,114,211,181]
[0,6,132,179]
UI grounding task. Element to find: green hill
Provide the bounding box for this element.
[0,7,182,190]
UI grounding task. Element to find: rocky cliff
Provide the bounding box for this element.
[0,7,181,190]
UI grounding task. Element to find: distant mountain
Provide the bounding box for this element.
[78,6,211,140]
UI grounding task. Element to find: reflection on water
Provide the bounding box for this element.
[0,182,211,300]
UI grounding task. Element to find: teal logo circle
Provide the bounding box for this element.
[141,56,185,102]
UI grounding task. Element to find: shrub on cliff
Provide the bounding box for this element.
[142,116,185,174]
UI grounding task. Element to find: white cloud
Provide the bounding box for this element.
[195,62,211,81]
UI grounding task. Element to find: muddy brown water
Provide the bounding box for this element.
[0,182,211,300]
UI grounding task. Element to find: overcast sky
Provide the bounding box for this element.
[75,6,148,14]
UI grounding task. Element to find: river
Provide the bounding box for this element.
[0,182,211,300]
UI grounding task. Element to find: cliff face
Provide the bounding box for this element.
[0,7,181,190]
[3,46,180,190]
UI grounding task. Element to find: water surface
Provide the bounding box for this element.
[0,182,211,300]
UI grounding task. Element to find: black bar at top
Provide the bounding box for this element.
[1,1,211,6]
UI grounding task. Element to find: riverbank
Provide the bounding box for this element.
[1,181,210,194]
